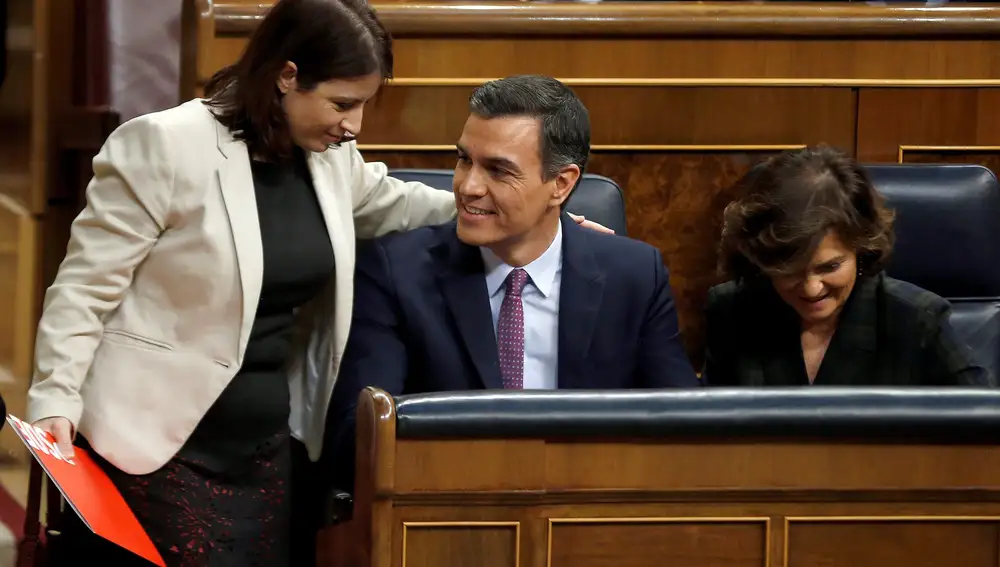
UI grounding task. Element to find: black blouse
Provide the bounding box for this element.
[704,272,993,387]
[180,150,335,470]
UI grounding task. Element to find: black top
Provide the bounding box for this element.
[703,272,994,387]
[180,151,335,470]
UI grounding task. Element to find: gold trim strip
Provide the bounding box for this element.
[359,144,806,152]
[782,515,1000,566]
[403,521,523,527]
[402,521,521,567]
[546,517,771,567]
[787,515,1000,521]
[213,2,1000,37]
[897,145,1000,163]
[197,77,1000,89]
[549,516,772,523]
[383,78,1000,88]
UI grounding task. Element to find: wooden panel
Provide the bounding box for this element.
[320,390,1000,567]
[203,3,1000,85]
[190,3,1000,99]
[0,204,23,372]
[0,254,17,369]
[0,116,32,210]
[393,439,548,493]
[542,442,1000,492]
[0,199,40,458]
[857,89,1000,163]
[785,518,1000,567]
[5,0,35,40]
[548,518,768,567]
[200,36,1000,87]
[0,0,41,462]
[28,0,76,216]
[360,151,455,171]
[402,523,518,567]
[390,39,1000,82]
[0,0,78,373]
[391,440,1000,493]
[0,0,35,213]
[360,86,854,146]
[0,0,109,462]
[0,49,34,114]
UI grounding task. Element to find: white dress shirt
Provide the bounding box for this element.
[480,223,563,389]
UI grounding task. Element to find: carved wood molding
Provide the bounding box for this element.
[898,145,1000,163]
[386,488,1000,506]
[211,1,1000,37]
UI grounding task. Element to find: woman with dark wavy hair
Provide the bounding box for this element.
[704,145,991,387]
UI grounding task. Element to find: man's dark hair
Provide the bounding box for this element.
[468,75,590,183]
[203,0,392,162]
[719,145,896,280]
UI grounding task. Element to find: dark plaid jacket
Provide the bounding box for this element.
[703,272,994,387]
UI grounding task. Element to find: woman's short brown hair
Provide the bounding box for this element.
[203,0,393,162]
[718,145,895,280]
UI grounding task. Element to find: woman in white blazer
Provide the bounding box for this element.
[27,0,604,565]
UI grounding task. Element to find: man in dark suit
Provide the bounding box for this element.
[325,75,699,488]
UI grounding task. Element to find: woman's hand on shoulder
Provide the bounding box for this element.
[32,417,75,458]
[568,213,614,234]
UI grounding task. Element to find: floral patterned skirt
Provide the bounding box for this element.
[62,431,294,567]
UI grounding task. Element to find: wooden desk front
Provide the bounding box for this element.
[325,389,1000,567]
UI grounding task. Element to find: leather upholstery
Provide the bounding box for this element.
[389,168,629,236]
[393,388,1000,440]
[867,164,1000,380]
[867,164,1000,297]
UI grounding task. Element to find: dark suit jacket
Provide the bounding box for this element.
[703,272,994,387]
[325,215,699,488]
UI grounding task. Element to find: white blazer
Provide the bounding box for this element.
[26,99,456,475]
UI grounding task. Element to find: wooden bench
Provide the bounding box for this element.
[323,387,1000,567]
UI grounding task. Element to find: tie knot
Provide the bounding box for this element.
[505,268,529,297]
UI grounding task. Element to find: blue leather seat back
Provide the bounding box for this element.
[393,388,1000,441]
[388,168,629,236]
[949,300,1000,373]
[866,164,1000,379]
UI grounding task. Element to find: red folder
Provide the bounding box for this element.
[6,415,166,566]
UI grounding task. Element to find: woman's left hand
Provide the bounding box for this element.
[568,213,615,234]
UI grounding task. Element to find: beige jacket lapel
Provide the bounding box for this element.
[214,123,263,363]
[307,150,352,290]
[305,149,354,369]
